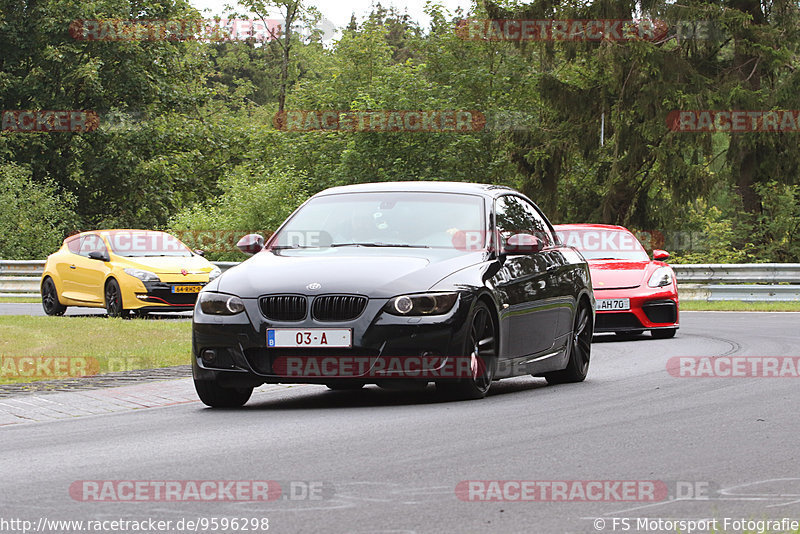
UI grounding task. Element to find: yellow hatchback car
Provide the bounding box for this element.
[41,230,221,317]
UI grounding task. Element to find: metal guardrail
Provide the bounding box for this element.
[0,260,45,276]
[678,284,800,302]
[672,263,800,284]
[0,261,47,296]
[673,264,800,301]
[0,261,240,298]
[1,260,799,301]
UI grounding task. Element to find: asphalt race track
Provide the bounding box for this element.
[1,311,799,534]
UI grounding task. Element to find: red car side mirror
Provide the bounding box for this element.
[653,249,670,261]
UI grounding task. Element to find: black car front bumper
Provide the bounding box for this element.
[192,293,477,388]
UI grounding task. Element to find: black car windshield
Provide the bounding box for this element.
[272,192,485,250]
[557,228,650,261]
[105,231,193,257]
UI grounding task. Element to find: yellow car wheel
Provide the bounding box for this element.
[41,278,67,316]
[104,279,128,318]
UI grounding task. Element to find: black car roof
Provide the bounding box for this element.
[315,181,517,198]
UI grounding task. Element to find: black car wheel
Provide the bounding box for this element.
[437,301,497,400]
[41,278,67,316]
[545,300,592,385]
[652,328,677,339]
[105,279,128,318]
[194,379,253,407]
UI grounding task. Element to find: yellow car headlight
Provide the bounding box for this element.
[124,268,160,282]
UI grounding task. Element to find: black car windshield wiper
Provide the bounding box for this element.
[269,244,324,250]
[330,242,430,248]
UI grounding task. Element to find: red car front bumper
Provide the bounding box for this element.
[592,286,679,333]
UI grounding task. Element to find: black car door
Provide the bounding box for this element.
[490,195,562,364]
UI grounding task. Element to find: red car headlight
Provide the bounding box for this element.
[647,266,674,288]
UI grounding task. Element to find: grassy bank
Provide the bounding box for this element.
[680,300,800,312]
[0,316,191,385]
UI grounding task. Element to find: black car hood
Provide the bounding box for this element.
[217,247,486,298]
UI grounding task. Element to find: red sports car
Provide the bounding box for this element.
[554,224,679,338]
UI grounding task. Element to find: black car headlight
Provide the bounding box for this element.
[384,292,458,316]
[198,292,245,315]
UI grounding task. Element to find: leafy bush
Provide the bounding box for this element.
[168,164,309,261]
[0,163,77,259]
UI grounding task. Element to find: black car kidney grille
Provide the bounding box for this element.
[260,295,307,321]
[312,295,368,321]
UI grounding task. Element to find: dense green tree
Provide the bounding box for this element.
[2,0,799,260]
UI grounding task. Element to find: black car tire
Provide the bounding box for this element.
[545,300,592,385]
[105,279,128,318]
[437,301,497,400]
[41,277,67,316]
[194,379,253,407]
[652,328,677,339]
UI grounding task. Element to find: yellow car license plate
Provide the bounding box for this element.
[171,285,202,294]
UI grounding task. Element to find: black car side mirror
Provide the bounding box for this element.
[237,234,265,255]
[503,233,543,255]
[88,250,110,262]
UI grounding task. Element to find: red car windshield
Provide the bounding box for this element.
[557,228,650,261]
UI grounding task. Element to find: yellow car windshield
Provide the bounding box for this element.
[104,231,193,258]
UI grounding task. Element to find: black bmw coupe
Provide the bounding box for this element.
[192,182,594,407]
